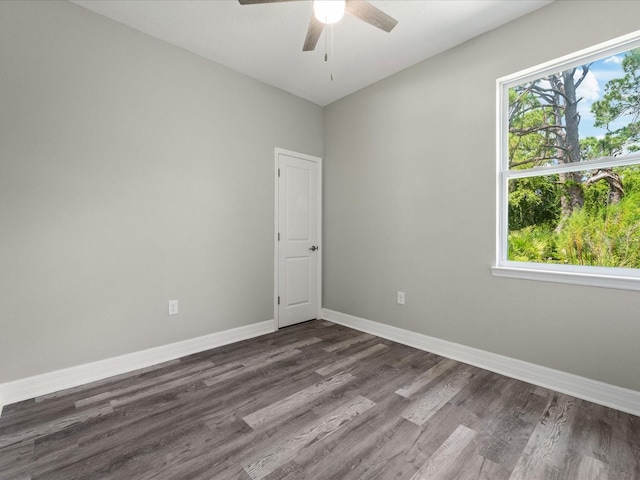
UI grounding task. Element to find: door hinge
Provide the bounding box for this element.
[278,296,280,305]
[278,232,280,241]
[278,168,280,177]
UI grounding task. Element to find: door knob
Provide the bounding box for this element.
[309,245,318,251]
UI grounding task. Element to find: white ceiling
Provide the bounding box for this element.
[71,0,553,106]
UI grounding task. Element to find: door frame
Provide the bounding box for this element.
[274,147,323,329]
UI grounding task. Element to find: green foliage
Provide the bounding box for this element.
[580,135,625,159]
[556,192,640,267]
[508,87,558,170]
[591,48,640,152]
[583,178,610,215]
[619,165,640,193]
[508,188,640,268]
[508,226,556,262]
[508,176,560,230]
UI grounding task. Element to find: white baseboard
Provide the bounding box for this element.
[321,308,640,417]
[0,320,275,415]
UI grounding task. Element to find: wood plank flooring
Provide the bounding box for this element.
[0,320,638,479]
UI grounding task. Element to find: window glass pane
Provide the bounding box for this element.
[508,165,640,268]
[508,48,640,172]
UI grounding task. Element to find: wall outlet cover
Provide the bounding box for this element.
[168,300,179,315]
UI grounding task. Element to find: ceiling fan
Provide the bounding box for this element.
[238,0,398,51]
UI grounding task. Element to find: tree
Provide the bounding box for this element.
[581,48,640,206]
[507,89,561,231]
[592,48,640,152]
[581,135,624,205]
[509,66,591,222]
[508,176,560,231]
[505,46,640,267]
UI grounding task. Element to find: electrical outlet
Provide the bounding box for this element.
[397,291,405,305]
[168,300,179,316]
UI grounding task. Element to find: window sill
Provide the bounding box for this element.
[491,265,640,291]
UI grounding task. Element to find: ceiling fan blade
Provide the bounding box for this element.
[238,0,300,5]
[345,0,398,33]
[303,14,324,51]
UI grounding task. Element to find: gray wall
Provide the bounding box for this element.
[323,0,640,392]
[0,1,323,383]
[3,0,640,394]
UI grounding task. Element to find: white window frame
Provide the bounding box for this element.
[492,30,640,291]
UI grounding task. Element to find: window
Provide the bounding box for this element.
[493,31,640,290]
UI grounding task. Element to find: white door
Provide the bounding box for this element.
[275,149,321,328]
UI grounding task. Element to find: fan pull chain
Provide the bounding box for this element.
[330,24,334,81]
[323,24,335,81]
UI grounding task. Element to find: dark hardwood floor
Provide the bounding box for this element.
[0,320,638,479]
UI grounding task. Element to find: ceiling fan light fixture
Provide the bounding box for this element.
[313,0,346,25]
